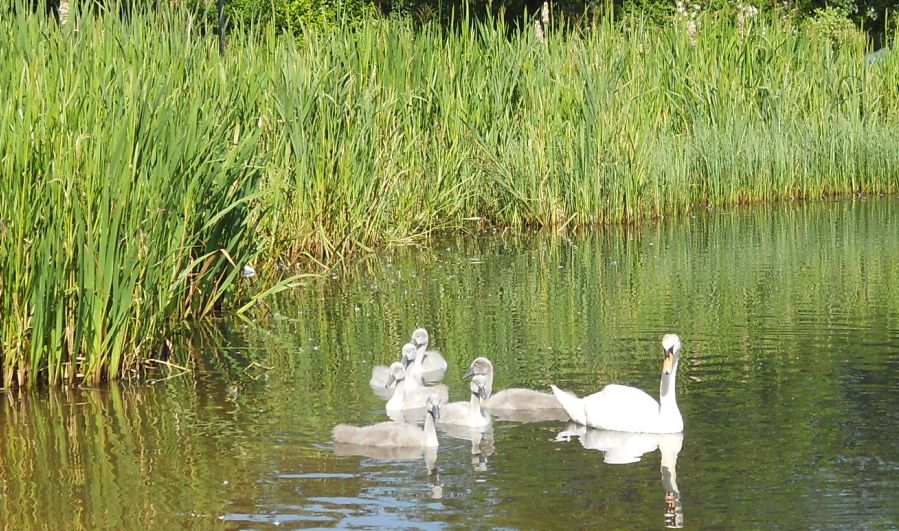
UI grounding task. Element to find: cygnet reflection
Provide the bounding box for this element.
[332,444,444,500]
[439,423,495,471]
[555,425,684,528]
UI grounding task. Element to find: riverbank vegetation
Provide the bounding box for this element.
[1,2,897,387]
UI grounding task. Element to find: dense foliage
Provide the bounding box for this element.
[2,2,897,387]
[178,0,898,39]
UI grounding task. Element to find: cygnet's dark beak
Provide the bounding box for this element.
[385,374,397,388]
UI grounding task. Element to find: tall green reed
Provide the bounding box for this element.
[0,5,263,387]
[1,5,898,386]
[257,10,898,264]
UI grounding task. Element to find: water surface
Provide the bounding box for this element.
[2,198,898,528]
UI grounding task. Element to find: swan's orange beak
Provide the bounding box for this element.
[662,347,675,375]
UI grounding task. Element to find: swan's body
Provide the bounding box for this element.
[333,396,441,448]
[438,375,490,427]
[385,362,449,413]
[463,357,564,415]
[411,328,448,381]
[551,334,683,434]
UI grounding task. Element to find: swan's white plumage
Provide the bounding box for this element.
[369,365,394,399]
[369,343,420,400]
[551,334,684,434]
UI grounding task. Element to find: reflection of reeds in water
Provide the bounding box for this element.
[0,384,263,528]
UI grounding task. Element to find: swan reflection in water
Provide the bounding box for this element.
[556,424,685,528]
[333,444,444,499]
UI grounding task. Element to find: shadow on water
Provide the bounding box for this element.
[1,198,899,527]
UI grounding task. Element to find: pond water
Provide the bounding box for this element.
[2,198,899,529]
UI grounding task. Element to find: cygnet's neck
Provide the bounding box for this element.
[469,391,483,418]
[404,369,421,390]
[483,370,494,398]
[423,409,439,447]
[386,379,406,410]
[414,346,426,370]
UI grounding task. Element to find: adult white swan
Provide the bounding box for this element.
[551,334,684,434]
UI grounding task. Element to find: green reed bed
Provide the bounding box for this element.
[1,5,898,386]
[0,7,263,386]
[260,12,899,263]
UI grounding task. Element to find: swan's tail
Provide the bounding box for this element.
[550,385,586,425]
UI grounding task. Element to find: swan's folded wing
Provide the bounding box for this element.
[582,385,660,431]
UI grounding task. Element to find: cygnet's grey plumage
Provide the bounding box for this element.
[438,374,490,427]
[385,361,449,412]
[369,343,420,400]
[369,365,393,399]
[411,328,448,381]
[333,396,441,448]
[463,357,564,417]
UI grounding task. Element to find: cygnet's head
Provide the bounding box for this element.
[661,334,682,375]
[463,357,493,379]
[426,395,441,419]
[401,342,418,367]
[411,328,429,348]
[385,361,406,388]
[470,374,489,400]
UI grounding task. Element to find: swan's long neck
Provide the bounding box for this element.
[404,369,421,390]
[423,409,439,447]
[658,363,681,426]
